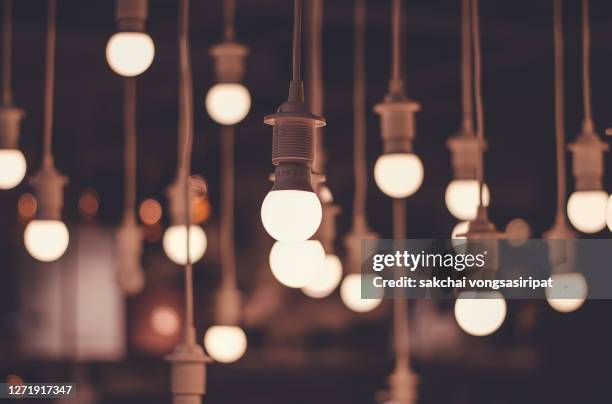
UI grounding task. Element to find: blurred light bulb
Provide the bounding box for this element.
[0,149,26,190]
[454,291,506,336]
[162,224,207,265]
[150,306,180,337]
[340,273,382,313]
[205,83,251,125]
[24,219,69,262]
[106,32,155,77]
[605,195,612,232]
[269,240,324,288]
[567,190,607,233]
[545,272,587,313]
[261,190,322,242]
[204,325,247,363]
[445,179,490,220]
[302,254,343,298]
[374,153,423,198]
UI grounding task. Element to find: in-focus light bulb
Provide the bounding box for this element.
[567,190,607,233]
[302,254,343,298]
[24,219,69,262]
[269,240,324,288]
[261,190,322,242]
[454,291,506,336]
[545,272,587,313]
[204,325,247,363]
[205,83,251,125]
[106,32,155,77]
[340,273,382,313]
[374,153,423,198]
[162,224,207,265]
[445,180,490,220]
[0,149,26,190]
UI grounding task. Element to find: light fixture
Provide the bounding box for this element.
[445,179,490,221]
[269,240,324,288]
[203,288,247,363]
[106,0,155,77]
[340,273,382,313]
[0,0,26,190]
[163,221,207,265]
[302,251,342,298]
[454,290,507,337]
[24,0,69,263]
[260,0,325,243]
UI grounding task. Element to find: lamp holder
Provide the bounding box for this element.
[30,161,68,220]
[568,130,608,191]
[166,341,210,404]
[115,220,145,295]
[387,365,419,404]
[166,178,195,226]
[315,201,340,253]
[447,132,487,180]
[0,104,23,149]
[116,0,148,32]
[343,225,379,275]
[214,285,242,326]
[210,41,248,84]
[543,220,576,274]
[374,98,420,154]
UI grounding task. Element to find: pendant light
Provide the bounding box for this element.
[0,0,26,190]
[260,0,325,243]
[205,0,251,125]
[567,0,608,234]
[106,0,155,77]
[340,0,382,313]
[166,1,209,402]
[24,0,69,263]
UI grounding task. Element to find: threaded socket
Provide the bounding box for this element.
[210,42,248,83]
[271,119,315,165]
[569,132,608,191]
[374,99,420,154]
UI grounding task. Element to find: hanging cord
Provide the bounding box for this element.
[308,0,324,175]
[460,0,474,135]
[389,0,403,94]
[123,78,137,225]
[553,0,567,224]
[292,0,302,84]
[223,0,236,42]
[43,0,56,167]
[2,0,13,105]
[581,0,594,134]
[392,198,410,372]
[471,0,485,208]
[220,125,237,289]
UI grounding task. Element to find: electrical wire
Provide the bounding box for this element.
[308,0,324,175]
[461,0,474,135]
[224,0,236,42]
[43,0,56,166]
[292,0,302,84]
[123,78,137,225]
[2,0,13,105]
[220,125,237,289]
[581,0,594,133]
[471,0,485,209]
[392,198,410,373]
[390,0,402,93]
[553,0,567,223]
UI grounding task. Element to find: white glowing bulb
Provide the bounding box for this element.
[445,180,490,220]
[340,273,382,313]
[106,32,155,77]
[205,83,251,125]
[269,240,324,288]
[605,194,612,232]
[261,190,322,242]
[302,254,343,298]
[374,153,423,198]
[24,219,69,262]
[567,190,607,233]
[0,149,26,190]
[204,325,247,363]
[162,225,207,265]
[150,306,180,337]
[545,272,587,313]
[454,291,506,336]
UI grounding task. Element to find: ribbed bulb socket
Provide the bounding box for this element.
[116,0,148,32]
[447,132,486,180]
[374,97,420,154]
[166,342,210,404]
[210,41,248,84]
[30,162,68,220]
[568,131,608,191]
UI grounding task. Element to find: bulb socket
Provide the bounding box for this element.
[30,162,68,220]
[568,132,608,191]
[0,105,24,149]
[214,286,242,326]
[447,132,486,180]
[167,342,209,403]
[116,0,148,32]
[210,41,249,83]
[388,367,418,404]
[270,163,313,192]
[374,98,420,154]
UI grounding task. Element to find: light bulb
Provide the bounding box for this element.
[162,224,207,265]
[445,180,490,220]
[261,190,322,242]
[269,240,324,288]
[340,273,382,313]
[204,325,247,363]
[567,190,607,233]
[24,219,69,262]
[374,153,423,198]
[0,149,26,190]
[545,272,587,313]
[302,254,343,298]
[106,32,155,77]
[454,291,506,336]
[150,306,180,337]
[605,195,612,232]
[205,83,251,125]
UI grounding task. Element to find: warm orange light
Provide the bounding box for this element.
[6,374,24,385]
[78,189,100,219]
[17,193,37,219]
[192,197,211,224]
[139,198,162,225]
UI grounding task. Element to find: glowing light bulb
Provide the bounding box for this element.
[605,195,612,232]
[374,153,423,198]
[445,180,490,220]
[302,254,343,298]
[106,32,155,77]
[545,272,587,313]
[24,219,69,262]
[204,325,247,363]
[454,291,506,336]
[340,273,382,313]
[567,190,607,233]
[162,224,207,265]
[205,83,251,125]
[269,240,324,288]
[0,149,26,190]
[261,190,322,242]
[150,306,180,337]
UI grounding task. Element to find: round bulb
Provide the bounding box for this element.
[374,153,423,198]
[545,272,587,313]
[269,240,324,288]
[24,219,69,262]
[454,291,506,336]
[106,32,155,77]
[204,325,247,363]
[162,225,207,265]
[605,194,612,232]
[0,149,26,190]
[340,273,382,313]
[445,180,490,220]
[567,190,607,233]
[205,83,251,125]
[302,254,343,298]
[150,306,180,337]
[261,190,322,242]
